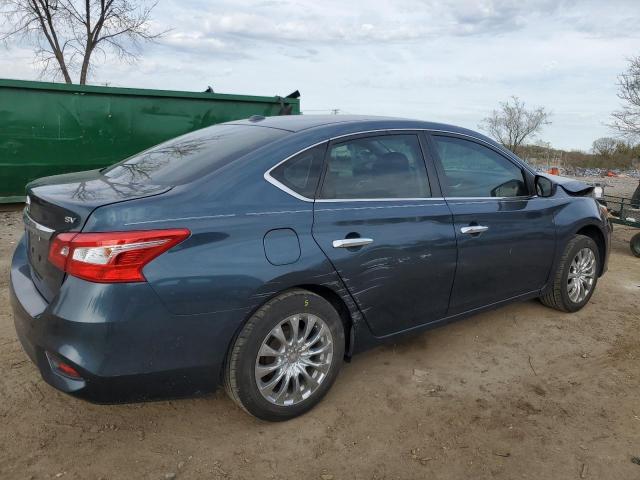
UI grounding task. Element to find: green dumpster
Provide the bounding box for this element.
[0,79,300,202]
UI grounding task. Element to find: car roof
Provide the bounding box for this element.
[223,114,517,164]
[226,114,479,136]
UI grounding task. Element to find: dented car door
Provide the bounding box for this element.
[311,131,457,336]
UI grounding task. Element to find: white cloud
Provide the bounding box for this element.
[1,0,639,149]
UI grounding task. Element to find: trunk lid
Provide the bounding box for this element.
[24,169,171,301]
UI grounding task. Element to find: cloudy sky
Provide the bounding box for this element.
[2,0,639,150]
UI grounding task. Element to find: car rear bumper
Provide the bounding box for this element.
[10,235,249,403]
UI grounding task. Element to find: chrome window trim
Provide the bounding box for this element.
[263,128,534,202]
[445,196,530,200]
[263,140,327,203]
[316,197,442,203]
[446,198,530,205]
[315,202,447,213]
[23,209,55,239]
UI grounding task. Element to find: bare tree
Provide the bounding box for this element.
[0,0,164,84]
[611,56,640,139]
[479,96,551,155]
[591,137,619,158]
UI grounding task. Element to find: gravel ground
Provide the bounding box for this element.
[1,185,639,479]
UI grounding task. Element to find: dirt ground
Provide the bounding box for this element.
[1,191,639,480]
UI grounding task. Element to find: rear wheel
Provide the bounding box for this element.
[540,234,600,312]
[631,233,640,258]
[224,289,345,421]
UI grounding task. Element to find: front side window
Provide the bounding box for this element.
[432,136,528,198]
[319,134,430,199]
[269,143,326,198]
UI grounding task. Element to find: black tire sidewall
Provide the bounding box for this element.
[631,233,640,258]
[559,236,600,312]
[232,291,345,421]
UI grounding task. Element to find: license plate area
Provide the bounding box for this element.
[23,210,64,301]
[26,227,50,279]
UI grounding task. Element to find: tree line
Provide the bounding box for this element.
[519,141,639,171]
[479,56,640,171]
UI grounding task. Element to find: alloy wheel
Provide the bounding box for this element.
[255,313,333,406]
[567,247,596,303]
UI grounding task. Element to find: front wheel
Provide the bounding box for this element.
[540,234,600,312]
[631,233,640,258]
[224,289,345,421]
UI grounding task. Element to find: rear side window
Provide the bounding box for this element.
[319,134,430,199]
[269,143,326,198]
[103,124,288,185]
[432,136,528,197]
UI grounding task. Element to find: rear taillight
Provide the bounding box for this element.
[46,352,83,380]
[48,229,190,283]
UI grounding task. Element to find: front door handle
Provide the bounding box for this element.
[332,238,374,248]
[460,225,489,235]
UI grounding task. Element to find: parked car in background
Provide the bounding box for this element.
[10,116,610,420]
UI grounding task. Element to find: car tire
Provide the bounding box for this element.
[540,234,600,313]
[224,289,345,421]
[631,233,640,258]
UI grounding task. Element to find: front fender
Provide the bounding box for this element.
[546,196,609,284]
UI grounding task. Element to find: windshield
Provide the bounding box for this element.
[102,124,288,185]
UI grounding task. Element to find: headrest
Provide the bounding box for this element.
[377,152,410,173]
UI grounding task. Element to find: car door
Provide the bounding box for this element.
[311,132,457,337]
[427,133,557,315]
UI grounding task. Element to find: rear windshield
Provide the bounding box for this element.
[102,124,288,185]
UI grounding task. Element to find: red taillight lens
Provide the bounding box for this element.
[57,361,82,379]
[46,352,83,379]
[48,229,190,283]
[49,232,75,271]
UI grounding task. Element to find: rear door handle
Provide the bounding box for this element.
[460,225,489,235]
[332,238,374,248]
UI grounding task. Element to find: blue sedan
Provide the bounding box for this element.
[10,115,610,420]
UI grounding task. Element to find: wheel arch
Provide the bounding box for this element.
[224,282,357,383]
[296,283,354,357]
[575,224,606,276]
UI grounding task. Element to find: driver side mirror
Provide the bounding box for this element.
[535,175,556,198]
